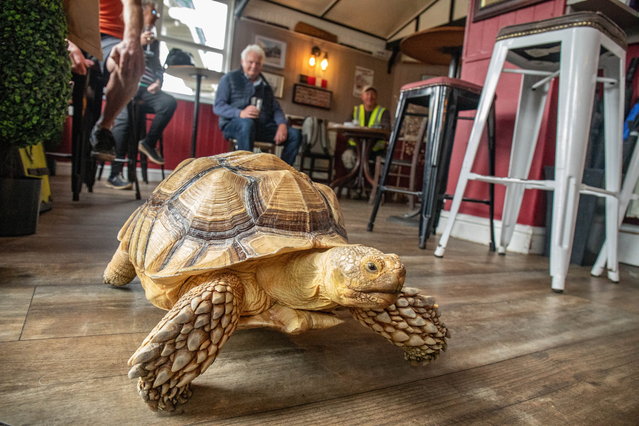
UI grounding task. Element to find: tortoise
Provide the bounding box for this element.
[104,151,448,412]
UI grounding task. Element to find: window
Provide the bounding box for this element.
[156,0,235,101]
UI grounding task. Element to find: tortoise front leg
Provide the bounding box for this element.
[127,273,244,412]
[104,244,136,286]
[351,287,449,366]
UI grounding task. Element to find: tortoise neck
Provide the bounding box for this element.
[255,249,337,310]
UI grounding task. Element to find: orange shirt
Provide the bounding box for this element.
[99,0,124,39]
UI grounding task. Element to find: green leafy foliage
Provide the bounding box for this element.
[0,0,71,149]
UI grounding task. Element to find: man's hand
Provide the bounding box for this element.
[147,80,161,94]
[140,30,154,47]
[239,105,260,119]
[274,124,287,145]
[67,41,94,75]
[108,39,145,84]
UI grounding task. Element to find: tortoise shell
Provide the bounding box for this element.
[118,151,348,283]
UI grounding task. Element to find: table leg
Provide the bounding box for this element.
[361,138,375,186]
[191,74,203,158]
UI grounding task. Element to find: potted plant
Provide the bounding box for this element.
[0,0,70,235]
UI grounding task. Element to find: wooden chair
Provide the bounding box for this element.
[226,139,280,156]
[369,117,427,209]
[299,117,333,184]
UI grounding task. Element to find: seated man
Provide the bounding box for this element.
[214,44,301,166]
[107,0,176,189]
[340,85,390,170]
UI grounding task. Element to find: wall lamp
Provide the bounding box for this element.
[308,46,329,71]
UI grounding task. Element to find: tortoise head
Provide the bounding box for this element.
[321,245,406,309]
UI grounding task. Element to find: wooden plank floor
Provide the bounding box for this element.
[1,163,638,425]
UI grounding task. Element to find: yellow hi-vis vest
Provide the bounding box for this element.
[349,104,387,151]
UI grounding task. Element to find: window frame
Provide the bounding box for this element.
[154,0,235,101]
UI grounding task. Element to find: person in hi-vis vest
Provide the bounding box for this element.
[342,85,390,169]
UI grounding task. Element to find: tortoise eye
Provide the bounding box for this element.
[365,262,378,273]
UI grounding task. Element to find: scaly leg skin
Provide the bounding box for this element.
[103,246,136,286]
[127,273,244,412]
[238,304,344,334]
[351,287,449,366]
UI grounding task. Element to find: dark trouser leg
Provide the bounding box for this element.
[281,127,301,166]
[222,118,256,151]
[138,90,177,148]
[255,123,301,166]
[110,105,129,178]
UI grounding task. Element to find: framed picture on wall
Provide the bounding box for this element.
[262,71,284,98]
[472,0,547,22]
[255,35,287,69]
[353,66,374,97]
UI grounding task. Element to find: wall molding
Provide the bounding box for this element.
[435,210,546,254]
[436,210,639,267]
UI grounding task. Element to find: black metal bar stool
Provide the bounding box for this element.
[368,77,496,249]
[70,64,103,201]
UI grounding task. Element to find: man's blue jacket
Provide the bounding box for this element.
[213,69,287,130]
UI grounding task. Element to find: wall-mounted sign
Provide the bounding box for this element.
[292,84,332,109]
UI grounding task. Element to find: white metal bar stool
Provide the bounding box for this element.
[591,136,639,277]
[434,12,627,293]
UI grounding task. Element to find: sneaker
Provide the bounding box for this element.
[106,174,132,190]
[90,125,116,162]
[138,140,165,165]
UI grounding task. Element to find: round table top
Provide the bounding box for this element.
[400,26,465,65]
[164,65,224,81]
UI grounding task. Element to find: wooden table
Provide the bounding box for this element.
[400,26,465,78]
[164,66,223,157]
[328,124,389,198]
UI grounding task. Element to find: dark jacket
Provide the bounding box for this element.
[213,68,287,129]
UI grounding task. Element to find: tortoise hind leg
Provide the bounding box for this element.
[127,273,244,412]
[351,287,449,366]
[104,246,136,286]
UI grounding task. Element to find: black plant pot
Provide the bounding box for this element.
[0,177,41,236]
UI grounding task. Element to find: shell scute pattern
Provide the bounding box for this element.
[118,152,347,283]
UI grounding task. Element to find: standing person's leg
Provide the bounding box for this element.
[221,118,256,152]
[255,123,301,166]
[90,35,121,161]
[106,106,133,190]
[138,90,176,165]
[91,35,144,161]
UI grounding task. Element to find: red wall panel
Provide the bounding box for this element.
[145,100,227,170]
[59,99,228,172]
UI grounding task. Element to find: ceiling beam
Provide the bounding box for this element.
[260,0,386,41]
[387,0,439,41]
[235,0,250,18]
[321,0,340,18]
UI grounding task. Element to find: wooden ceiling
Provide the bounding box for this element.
[242,0,458,40]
